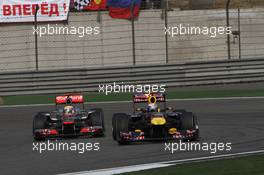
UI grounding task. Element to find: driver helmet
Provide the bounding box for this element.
[147,103,158,112]
[63,105,75,115]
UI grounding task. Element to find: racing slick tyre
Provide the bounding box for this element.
[181,112,194,129]
[181,112,200,141]
[193,114,200,141]
[90,108,105,131]
[112,114,118,140]
[112,113,129,144]
[33,112,48,141]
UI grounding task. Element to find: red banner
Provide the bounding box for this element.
[0,0,70,23]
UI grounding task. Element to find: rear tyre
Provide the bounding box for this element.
[112,113,129,144]
[90,108,105,131]
[193,114,200,141]
[181,112,200,141]
[181,112,194,129]
[33,113,48,141]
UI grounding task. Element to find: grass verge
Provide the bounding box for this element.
[1,89,264,106]
[120,154,264,175]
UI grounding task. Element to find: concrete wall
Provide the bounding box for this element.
[0,8,263,72]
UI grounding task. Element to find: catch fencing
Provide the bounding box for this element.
[0,8,264,72]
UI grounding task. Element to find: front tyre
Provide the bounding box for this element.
[33,113,48,141]
[181,112,200,141]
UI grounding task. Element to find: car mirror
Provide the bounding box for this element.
[136,108,142,111]
[166,107,173,110]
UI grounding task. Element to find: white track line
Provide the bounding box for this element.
[1,96,264,108]
[61,163,174,175]
[58,150,264,175]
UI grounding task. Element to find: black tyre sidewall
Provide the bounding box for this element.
[33,113,48,141]
[90,108,104,129]
[112,113,129,144]
[181,112,194,130]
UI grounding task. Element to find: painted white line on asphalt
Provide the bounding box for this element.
[92,96,264,104]
[59,163,173,175]
[160,149,264,164]
[58,150,264,175]
[0,103,54,108]
[169,96,264,101]
[1,96,264,108]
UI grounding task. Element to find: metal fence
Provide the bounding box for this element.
[0,6,264,72]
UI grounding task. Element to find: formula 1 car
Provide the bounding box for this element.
[112,93,199,144]
[33,94,104,141]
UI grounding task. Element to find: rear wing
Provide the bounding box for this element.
[55,94,84,104]
[133,93,166,103]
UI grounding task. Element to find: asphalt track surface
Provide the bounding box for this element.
[0,98,264,175]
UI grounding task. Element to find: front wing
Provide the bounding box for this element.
[34,126,104,139]
[119,129,199,142]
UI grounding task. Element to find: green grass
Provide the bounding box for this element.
[120,154,264,175]
[1,89,264,105]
